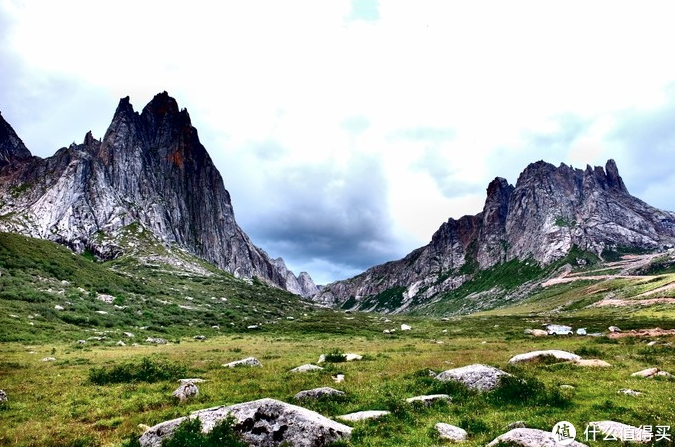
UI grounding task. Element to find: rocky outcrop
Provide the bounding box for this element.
[139,398,352,447]
[0,93,315,295]
[314,160,675,311]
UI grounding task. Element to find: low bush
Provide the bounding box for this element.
[88,357,187,385]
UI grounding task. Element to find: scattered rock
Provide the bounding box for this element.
[332,374,345,383]
[560,385,575,390]
[508,350,581,364]
[124,332,135,338]
[646,341,658,346]
[178,378,205,384]
[618,389,641,396]
[41,357,56,362]
[116,341,126,347]
[631,367,672,378]
[97,293,115,303]
[295,387,345,400]
[435,423,468,442]
[608,325,622,333]
[145,337,167,345]
[572,359,612,367]
[588,420,653,443]
[405,394,451,405]
[193,335,206,340]
[139,398,352,447]
[54,305,64,311]
[289,364,324,373]
[211,325,220,330]
[77,340,86,344]
[435,364,510,392]
[172,382,199,402]
[487,428,588,447]
[247,325,260,330]
[401,324,412,331]
[95,310,108,315]
[223,357,262,368]
[506,421,527,429]
[0,390,7,402]
[383,329,391,334]
[336,410,390,422]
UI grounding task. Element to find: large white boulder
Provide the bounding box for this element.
[508,350,581,364]
[139,398,352,447]
[435,364,510,391]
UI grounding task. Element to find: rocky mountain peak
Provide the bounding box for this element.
[0,93,316,297]
[0,111,32,166]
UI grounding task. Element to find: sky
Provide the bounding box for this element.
[2,1,675,285]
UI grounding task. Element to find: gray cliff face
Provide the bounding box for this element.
[271,257,319,297]
[0,93,315,296]
[315,160,675,311]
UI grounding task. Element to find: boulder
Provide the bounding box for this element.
[145,337,167,344]
[487,428,589,447]
[41,357,56,362]
[289,364,324,373]
[139,398,352,447]
[608,325,622,333]
[193,335,206,340]
[116,341,126,347]
[435,364,509,392]
[0,390,7,402]
[294,387,344,400]
[336,410,390,422]
[401,324,412,331]
[77,340,86,344]
[332,374,345,383]
[124,332,135,338]
[54,305,64,311]
[508,350,581,364]
[588,421,653,443]
[435,423,468,442]
[223,357,263,368]
[405,394,451,405]
[572,359,612,367]
[172,382,199,402]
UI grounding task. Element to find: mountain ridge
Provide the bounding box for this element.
[313,159,675,312]
[0,92,317,297]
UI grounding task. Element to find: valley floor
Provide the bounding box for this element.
[1,314,674,447]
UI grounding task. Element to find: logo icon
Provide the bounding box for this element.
[552,421,577,445]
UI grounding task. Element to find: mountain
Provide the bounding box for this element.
[0,92,317,296]
[313,160,675,312]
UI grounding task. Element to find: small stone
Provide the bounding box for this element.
[295,387,345,400]
[560,385,575,390]
[193,335,206,340]
[124,332,135,338]
[41,357,56,362]
[646,341,658,346]
[406,394,451,405]
[435,364,510,392]
[211,325,220,330]
[435,423,468,442]
[608,325,622,333]
[333,374,345,383]
[116,340,126,346]
[506,421,527,429]
[401,324,412,331]
[77,340,86,344]
[289,364,324,373]
[54,305,64,311]
[487,428,588,447]
[145,337,167,344]
[618,389,641,396]
[0,390,7,402]
[247,325,259,330]
[573,359,612,367]
[223,357,262,368]
[336,410,390,422]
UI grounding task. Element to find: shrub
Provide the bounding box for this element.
[489,373,571,408]
[88,357,187,385]
[324,348,346,363]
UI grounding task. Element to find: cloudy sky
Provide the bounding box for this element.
[2,1,675,284]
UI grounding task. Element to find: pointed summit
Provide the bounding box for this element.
[0,111,32,166]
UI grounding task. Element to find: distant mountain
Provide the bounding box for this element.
[0,92,317,297]
[313,160,675,312]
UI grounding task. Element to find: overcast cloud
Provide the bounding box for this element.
[1,1,675,284]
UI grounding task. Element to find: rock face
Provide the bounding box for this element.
[139,398,352,447]
[314,160,675,311]
[435,364,509,392]
[487,428,589,447]
[0,94,315,296]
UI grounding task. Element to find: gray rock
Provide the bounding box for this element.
[588,421,653,443]
[77,340,86,344]
[116,340,126,346]
[172,382,199,402]
[608,325,622,333]
[618,389,641,396]
[193,335,206,340]
[289,364,323,373]
[405,394,451,405]
[631,367,672,378]
[178,378,205,384]
[487,428,589,447]
[223,357,262,368]
[435,423,468,442]
[145,337,167,345]
[435,364,510,391]
[0,390,7,402]
[41,357,56,362]
[124,332,135,338]
[332,374,345,383]
[294,387,344,400]
[508,350,581,364]
[507,421,528,429]
[139,398,352,447]
[336,410,390,422]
